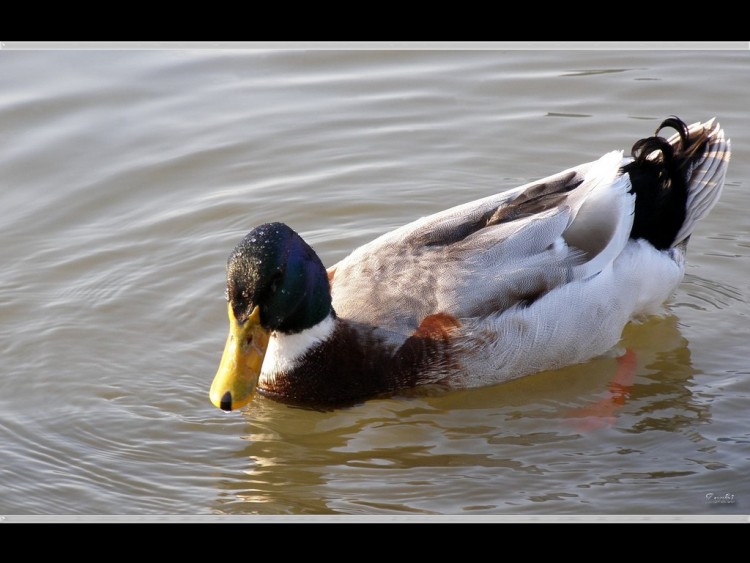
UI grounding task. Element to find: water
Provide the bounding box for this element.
[1,48,749,517]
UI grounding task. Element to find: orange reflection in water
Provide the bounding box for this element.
[566,348,638,431]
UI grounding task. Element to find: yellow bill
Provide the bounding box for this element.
[210,304,270,412]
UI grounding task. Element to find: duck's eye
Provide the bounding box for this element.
[270,271,283,293]
[245,334,253,347]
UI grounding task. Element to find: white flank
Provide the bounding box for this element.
[259,314,336,381]
[452,238,687,389]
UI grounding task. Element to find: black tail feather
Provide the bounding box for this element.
[622,117,711,250]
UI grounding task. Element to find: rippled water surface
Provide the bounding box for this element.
[1,48,749,517]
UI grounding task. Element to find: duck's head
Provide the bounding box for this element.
[209,222,331,412]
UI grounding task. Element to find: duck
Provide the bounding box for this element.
[210,117,731,412]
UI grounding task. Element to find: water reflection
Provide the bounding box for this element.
[212,313,714,515]
[571,314,708,435]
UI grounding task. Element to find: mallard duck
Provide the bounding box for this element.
[210,117,730,412]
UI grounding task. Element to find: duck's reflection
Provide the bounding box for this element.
[566,348,638,431]
[565,313,705,432]
[212,313,709,514]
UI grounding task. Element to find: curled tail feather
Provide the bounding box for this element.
[622,117,730,250]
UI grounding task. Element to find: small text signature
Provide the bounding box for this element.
[705,493,736,505]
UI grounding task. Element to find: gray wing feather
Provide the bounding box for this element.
[330,151,629,340]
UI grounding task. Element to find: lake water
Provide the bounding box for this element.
[1,47,749,519]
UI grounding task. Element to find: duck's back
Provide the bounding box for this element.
[327,118,730,388]
[329,151,629,338]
